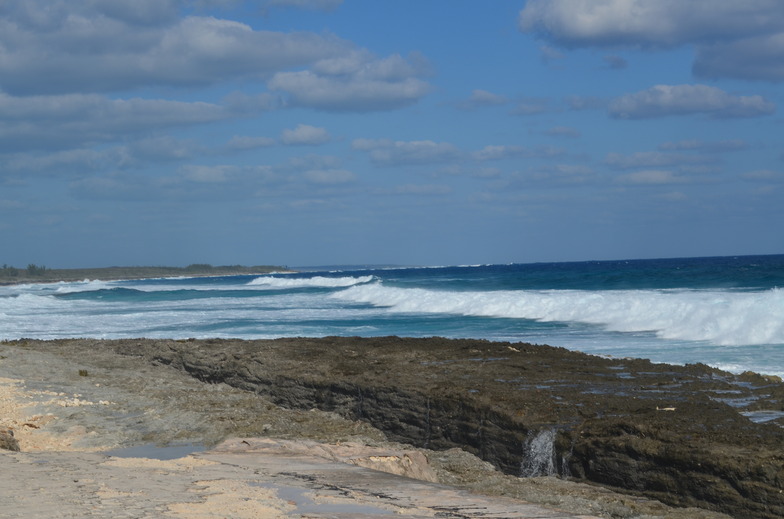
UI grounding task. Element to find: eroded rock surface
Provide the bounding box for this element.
[3,337,782,518]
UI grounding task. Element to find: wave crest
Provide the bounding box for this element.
[334,285,784,346]
[248,275,374,289]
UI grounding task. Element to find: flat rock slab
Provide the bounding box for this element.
[0,441,599,519]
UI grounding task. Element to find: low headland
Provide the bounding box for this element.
[0,263,290,285]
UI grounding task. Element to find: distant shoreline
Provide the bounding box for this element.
[0,264,293,286]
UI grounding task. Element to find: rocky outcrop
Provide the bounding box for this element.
[1,427,20,451]
[63,337,784,518]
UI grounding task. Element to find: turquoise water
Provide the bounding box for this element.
[2,255,783,377]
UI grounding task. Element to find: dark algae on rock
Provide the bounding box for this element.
[14,336,784,518]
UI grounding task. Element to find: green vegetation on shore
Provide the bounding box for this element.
[0,263,289,285]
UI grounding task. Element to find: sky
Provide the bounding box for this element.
[1,0,783,268]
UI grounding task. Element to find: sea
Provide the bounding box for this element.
[1,254,783,378]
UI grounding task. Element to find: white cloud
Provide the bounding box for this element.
[3,137,196,177]
[519,0,784,81]
[351,139,460,166]
[181,165,234,183]
[608,85,775,119]
[472,145,526,161]
[605,151,716,170]
[0,6,353,94]
[268,53,431,112]
[616,169,684,185]
[539,164,595,177]
[473,145,565,161]
[4,149,109,175]
[285,154,342,171]
[0,92,228,151]
[280,124,331,146]
[519,1,784,48]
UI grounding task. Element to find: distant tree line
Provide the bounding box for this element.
[2,264,48,277]
[0,263,287,284]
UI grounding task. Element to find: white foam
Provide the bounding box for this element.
[53,279,113,294]
[333,284,784,346]
[247,275,374,289]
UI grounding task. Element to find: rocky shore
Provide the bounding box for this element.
[2,337,782,518]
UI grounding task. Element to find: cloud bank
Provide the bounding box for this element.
[519,0,784,81]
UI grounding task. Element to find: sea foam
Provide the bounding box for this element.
[333,284,784,346]
[248,275,374,289]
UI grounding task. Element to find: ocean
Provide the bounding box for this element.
[1,255,783,378]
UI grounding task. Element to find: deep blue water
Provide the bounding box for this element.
[2,254,782,376]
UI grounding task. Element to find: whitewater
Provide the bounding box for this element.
[1,255,782,377]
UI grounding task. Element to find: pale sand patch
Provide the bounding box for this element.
[0,375,109,451]
[166,479,295,518]
[104,454,217,470]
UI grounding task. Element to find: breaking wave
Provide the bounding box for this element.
[248,275,375,289]
[333,284,784,346]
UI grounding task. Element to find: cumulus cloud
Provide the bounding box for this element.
[181,165,235,183]
[608,85,775,119]
[519,0,784,81]
[4,137,197,178]
[351,139,460,166]
[269,52,431,112]
[605,151,716,170]
[0,4,353,94]
[0,92,228,151]
[519,0,784,47]
[616,170,684,185]
[4,149,110,175]
[472,145,526,161]
[472,144,566,161]
[280,124,331,146]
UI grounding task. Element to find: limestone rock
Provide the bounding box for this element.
[1,427,20,451]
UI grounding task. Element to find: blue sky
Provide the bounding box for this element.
[1,0,782,268]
